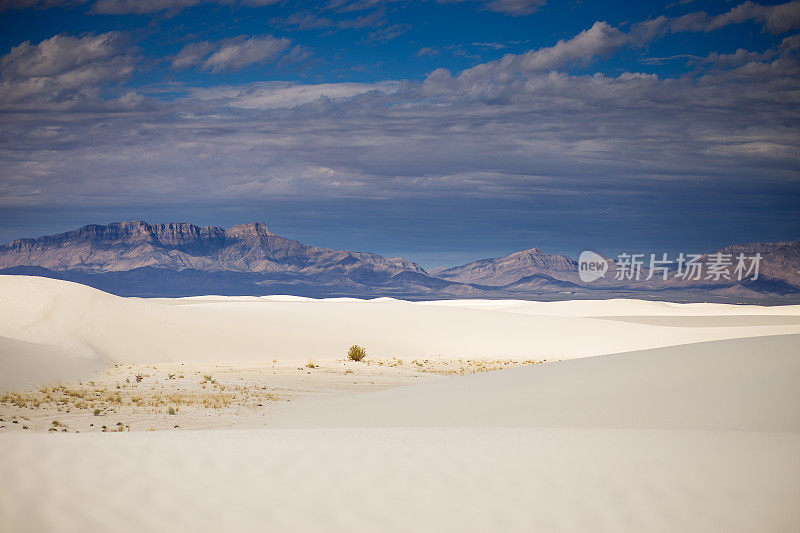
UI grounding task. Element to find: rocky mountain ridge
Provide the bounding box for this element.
[438,248,578,286]
[1,222,798,302]
[0,221,427,280]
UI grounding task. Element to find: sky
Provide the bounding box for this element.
[0,0,799,267]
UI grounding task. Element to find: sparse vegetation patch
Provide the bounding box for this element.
[348,345,367,361]
[0,358,550,433]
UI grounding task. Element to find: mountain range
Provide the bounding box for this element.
[1,221,798,303]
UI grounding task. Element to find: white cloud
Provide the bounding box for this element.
[368,23,411,42]
[325,0,404,13]
[187,81,401,108]
[421,20,628,94]
[516,21,627,69]
[780,33,800,52]
[0,0,87,9]
[3,38,798,206]
[0,0,279,13]
[438,0,545,17]
[204,36,290,72]
[171,42,215,70]
[654,0,800,35]
[417,47,440,57]
[272,11,336,30]
[0,32,136,108]
[172,35,291,73]
[471,42,509,50]
[710,0,800,34]
[91,0,278,14]
[482,0,545,16]
[617,71,658,80]
[420,1,800,95]
[271,8,386,31]
[701,48,770,68]
[0,4,798,214]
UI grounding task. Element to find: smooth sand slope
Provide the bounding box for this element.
[2,275,800,390]
[0,336,107,393]
[1,332,798,533]
[2,427,798,533]
[1,275,799,532]
[267,334,800,431]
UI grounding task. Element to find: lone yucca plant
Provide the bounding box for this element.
[347,345,367,361]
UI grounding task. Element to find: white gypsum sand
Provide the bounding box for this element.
[0,275,798,532]
[1,427,798,533]
[265,334,800,431]
[0,359,535,433]
[1,275,800,389]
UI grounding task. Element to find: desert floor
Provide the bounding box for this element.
[0,275,799,532]
[0,357,539,433]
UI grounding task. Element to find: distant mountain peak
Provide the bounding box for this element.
[438,247,578,286]
[226,222,274,238]
[715,239,799,255]
[0,225,797,301]
[0,221,434,293]
[510,247,544,254]
[507,248,562,261]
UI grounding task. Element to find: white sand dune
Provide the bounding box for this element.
[1,334,798,532]
[415,297,800,316]
[1,427,798,533]
[1,275,799,532]
[0,337,107,392]
[2,275,800,390]
[267,334,800,431]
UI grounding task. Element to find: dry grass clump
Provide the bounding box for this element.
[362,357,547,375]
[351,355,544,374]
[347,345,367,361]
[0,373,286,416]
[1,359,556,433]
[370,357,404,367]
[0,393,31,409]
[48,420,67,432]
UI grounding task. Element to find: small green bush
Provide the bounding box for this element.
[347,345,367,361]
[167,407,176,415]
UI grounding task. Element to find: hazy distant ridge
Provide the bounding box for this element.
[0,222,798,302]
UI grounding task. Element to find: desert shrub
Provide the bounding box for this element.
[167,407,176,415]
[93,409,101,416]
[347,345,367,361]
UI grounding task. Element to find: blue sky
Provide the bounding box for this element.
[1,0,799,267]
